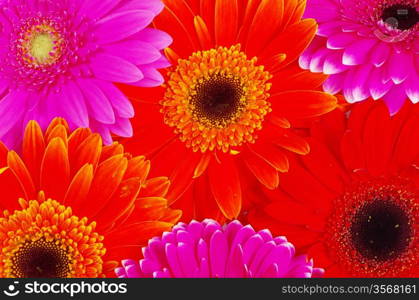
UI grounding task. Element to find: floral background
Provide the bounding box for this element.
[0,0,418,278]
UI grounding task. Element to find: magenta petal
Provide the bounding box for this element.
[90,53,144,83]
[95,10,154,44]
[388,52,412,84]
[343,38,377,66]
[0,90,28,137]
[327,32,356,49]
[60,82,89,127]
[95,81,134,118]
[323,73,344,94]
[103,40,161,65]
[78,0,121,20]
[131,28,173,50]
[130,67,163,87]
[383,85,408,115]
[323,52,348,74]
[405,74,419,103]
[209,230,228,277]
[109,117,133,137]
[370,43,390,67]
[77,79,115,124]
[369,67,393,100]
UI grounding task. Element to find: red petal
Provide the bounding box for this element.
[215,0,239,46]
[243,150,279,189]
[270,91,337,119]
[208,155,241,219]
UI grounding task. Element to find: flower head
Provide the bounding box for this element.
[115,219,324,278]
[300,0,419,114]
[247,100,419,277]
[120,0,337,222]
[0,0,172,148]
[0,118,181,277]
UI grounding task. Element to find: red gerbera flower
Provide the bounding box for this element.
[0,118,181,278]
[247,100,419,277]
[119,0,337,221]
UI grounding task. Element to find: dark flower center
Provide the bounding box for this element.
[191,74,245,127]
[12,238,71,278]
[350,199,412,261]
[381,4,419,30]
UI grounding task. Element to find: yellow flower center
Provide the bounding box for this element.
[161,45,272,153]
[30,33,55,62]
[20,23,63,67]
[0,197,106,278]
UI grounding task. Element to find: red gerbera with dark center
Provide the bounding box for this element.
[247,100,419,277]
[119,0,337,222]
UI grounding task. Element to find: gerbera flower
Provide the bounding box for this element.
[299,0,419,114]
[120,0,337,221]
[114,219,324,278]
[247,100,419,277]
[0,0,171,148]
[0,118,181,277]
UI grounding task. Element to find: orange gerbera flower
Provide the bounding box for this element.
[0,118,181,278]
[120,0,338,221]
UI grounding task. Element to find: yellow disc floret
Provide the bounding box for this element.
[161,45,273,153]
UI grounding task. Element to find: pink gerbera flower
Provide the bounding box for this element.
[300,0,419,114]
[0,0,171,148]
[114,220,324,278]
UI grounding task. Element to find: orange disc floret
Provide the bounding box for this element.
[0,118,182,278]
[0,192,105,278]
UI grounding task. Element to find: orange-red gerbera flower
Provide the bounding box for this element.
[247,100,419,277]
[119,0,337,221]
[0,118,181,278]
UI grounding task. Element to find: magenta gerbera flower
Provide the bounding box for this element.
[114,220,324,278]
[0,0,171,148]
[299,0,419,114]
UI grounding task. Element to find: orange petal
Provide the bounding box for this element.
[124,156,150,183]
[22,120,45,187]
[193,152,212,178]
[261,19,318,69]
[141,177,170,197]
[40,137,70,200]
[215,0,239,46]
[243,151,279,190]
[246,0,284,56]
[101,143,124,162]
[0,167,26,211]
[45,124,68,148]
[68,128,92,158]
[83,155,128,218]
[72,133,102,173]
[271,91,337,119]
[194,16,212,49]
[208,155,241,219]
[249,143,289,173]
[45,117,69,137]
[7,151,36,198]
[96,177,141,231]
[105,221,174,248]
[64,164,94,208]
[274,131,310,155]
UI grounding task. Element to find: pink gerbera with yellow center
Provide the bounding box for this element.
[0,0,171,148]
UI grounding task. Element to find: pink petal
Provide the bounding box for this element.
[90,53,143,83]
[343,38,377,65]
[94,10,154,44]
